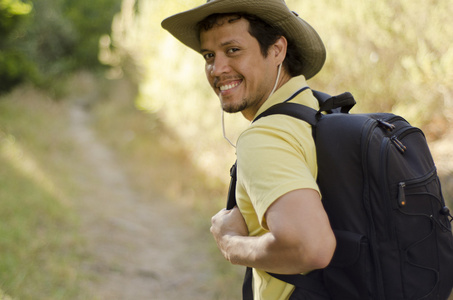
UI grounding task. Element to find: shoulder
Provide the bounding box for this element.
[236,113,320,227]
[238,113,314,157]
[236,113,317,190]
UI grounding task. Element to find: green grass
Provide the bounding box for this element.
[0,158,79,298]
[0,73,244,299]
[0,86,87,299]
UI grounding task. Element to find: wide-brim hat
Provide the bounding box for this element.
[161,0,326,80]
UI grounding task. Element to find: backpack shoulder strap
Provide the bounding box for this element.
[253,90,356,124]
[254,102,318,125]
[268,271,330,297]
[226,161,237,210]
[317,91,355,114]
[227,89,356,300]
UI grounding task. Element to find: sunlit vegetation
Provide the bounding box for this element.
[0,0,122,94]
[0,88,88,299]
[102,0,453,200]
[1,0,452,298]
[0,73,243,299]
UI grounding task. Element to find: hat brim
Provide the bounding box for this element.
[161,0,326,79]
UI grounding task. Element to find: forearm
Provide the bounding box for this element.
[222,231,322,274]
[210,190,336,275]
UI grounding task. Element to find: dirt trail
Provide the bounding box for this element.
[68,104,217,300]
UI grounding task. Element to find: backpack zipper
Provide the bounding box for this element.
[397,167,438,208]
[396,168,453,233]
[397,182,407,207]
[379,123,421,238]
[390,125,432,208]
[362,118,387,299]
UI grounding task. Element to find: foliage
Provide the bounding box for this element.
[293,0,453,139]
[63,0,122,68]
[0,0,32,38]
[102,0,453,184]
[0,50,37,94]
[101,0,453,184]
[0,0,122,94]
[0,0,33,94]
[19,0,78,83]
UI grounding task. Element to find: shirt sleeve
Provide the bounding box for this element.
[236,115,319,228]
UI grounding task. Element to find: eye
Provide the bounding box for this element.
[227,48,240,54]
[203,52,214,61]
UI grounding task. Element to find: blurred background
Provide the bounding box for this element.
[1,0,452,299]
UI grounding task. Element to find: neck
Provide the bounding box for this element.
[242,68,292,121]
[275,72,292,92]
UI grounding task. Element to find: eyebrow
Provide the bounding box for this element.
[200,39,241,54]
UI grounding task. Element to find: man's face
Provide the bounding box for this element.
[200,16,279,120]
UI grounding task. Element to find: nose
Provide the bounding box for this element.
[209,55,230,77]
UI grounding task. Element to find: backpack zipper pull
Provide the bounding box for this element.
[398,182,406,207]
[377,119,396,131]
[391,136,407,154]
[440,206,453,222]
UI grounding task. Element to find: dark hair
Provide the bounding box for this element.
[197,13,303,77]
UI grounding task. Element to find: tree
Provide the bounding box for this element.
[0,0,122,95]
[0,0,33,94]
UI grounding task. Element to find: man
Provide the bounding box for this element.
[162,1,336,299]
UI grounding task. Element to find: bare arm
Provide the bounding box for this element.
[210,188,336,274]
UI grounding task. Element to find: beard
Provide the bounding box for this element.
[220,91,267,115]
[221,99,248,114]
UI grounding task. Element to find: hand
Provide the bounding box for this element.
[210,206,248,260]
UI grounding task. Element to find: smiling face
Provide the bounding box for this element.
[200,16,287,120]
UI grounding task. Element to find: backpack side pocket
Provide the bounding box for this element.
[323,230,375,300]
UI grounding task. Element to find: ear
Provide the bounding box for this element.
[272,36,288,65]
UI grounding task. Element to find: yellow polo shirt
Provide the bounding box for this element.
[236,75,320,300]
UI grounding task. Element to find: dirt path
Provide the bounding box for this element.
[68,104,218,300]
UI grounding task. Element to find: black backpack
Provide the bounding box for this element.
[227,89,453,300]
